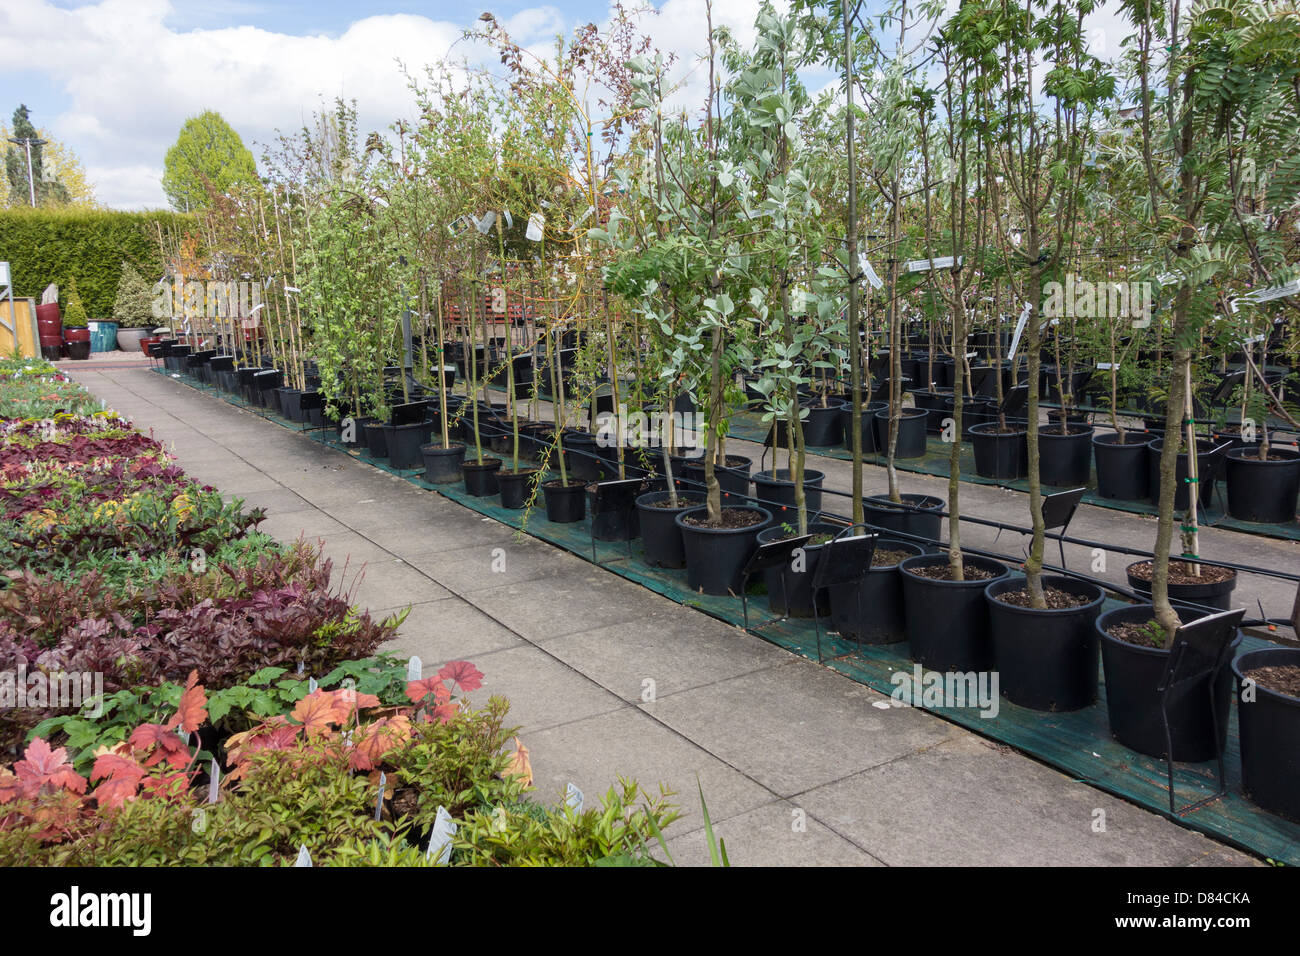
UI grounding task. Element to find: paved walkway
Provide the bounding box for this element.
[68,365,1259,866]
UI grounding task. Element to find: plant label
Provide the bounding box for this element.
[293,845,312,867]
[858,256,883,290]
[565,782,584,812]
[475,211,497,235]
[1096,362,1118,370]
[1007,303,1032,360]
[0,262,8,286]
[1242,334,1265,346]
[905,255,962,273]
[207,759,221,804]
[308,677,318,693]
[407,655,422,681]
[374,771,386,821]
[503,210,513,228]
[427,806,456,864]
[526,213,544,242]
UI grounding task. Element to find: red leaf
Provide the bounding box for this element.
[128,723,192,768]
[90,753,145,809]
[291,691,347,735]
[349,715,412,771]
[431,702,460,725]
[405,677,451,705]
[166,670,208,734]
[437,660,483,693]
[13,738,87,795]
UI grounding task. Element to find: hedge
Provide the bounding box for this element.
[0,208,195,318]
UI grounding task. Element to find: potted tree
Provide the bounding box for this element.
[61,277,91,360]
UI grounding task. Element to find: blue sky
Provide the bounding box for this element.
[4,1,1125,210]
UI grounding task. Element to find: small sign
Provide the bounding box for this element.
[1242,334,1265,345]
[565,782,584,812]
[526,213,544,242]
[503,210,513,228]
[475,210,497,234]
[293,845,312,867]
[308,677,318,693]
[0,261,9,286]
[207,759,221,804]
[373,771,387,821]
[407,655,422,681]
[858,256,883,290]
[1007,302,1032,361]
[1096,362,1119,371]
[905,255,963,273]
[426,806,456,864]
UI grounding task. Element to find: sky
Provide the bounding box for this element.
[1,0,1131,211]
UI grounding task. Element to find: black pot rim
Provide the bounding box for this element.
[753,468,826,485]
[1225,446,1300,465]
[635,490,706,512]
[1095,604,1218,659]
[863,492,944,513]
[873,407,927,420]
[969,422,1027,437]
[984,574,1106,616]
[1093,431,1150,448]
[675,505,772,535]
[462,458,503,472]
[899,553,1009,587]
[1231,647,1300,705]
[756,520,842,550]
[420,441,466,454]
[1124,559,1238,587]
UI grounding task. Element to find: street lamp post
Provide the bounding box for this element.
[7,136,48,207]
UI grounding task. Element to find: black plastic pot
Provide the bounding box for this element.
[382,422,428,470]
[561,432,605,482]
[752,469,825,518]
[1125,560,1237,612]
[985,575,1105,712]
[682,455,752,505]
[462,458,503,497]
[872,407,927,458]
[1093,432,1151,500]
[862,493,943,544]
[1224,447,1300,523]
[498,469,540,510]
[839,400,888,454]
[828,539,926,644]
[1099,604,1235,761]
[756,522,840,618]
[800,402,844,448]
[542,479,587,523]
[588,481,642,541]
[1146,437,1224,510]
[676,505,773,597]
[906,390,949,437]
[1232,647,1300,822]
[280,388,305,422]
[421,442,466,484]
[1038,424,1094,486]
[970,423,1027,479]
[900,554,1011,672]
[364,421,390,458]
[636,491,706,569]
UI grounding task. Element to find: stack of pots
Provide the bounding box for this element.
[36,303,63,360]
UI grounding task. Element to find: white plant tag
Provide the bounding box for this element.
[526,212,544,242]
[426,806,456,864]
[308,677,318,693]
[207,759,221,804]
[1096,362,1119,370]
[1007,302,1032,361]
[373,771,386,821]
[858,256,883,290]
[407,655,422,681]
[475,210,496,234]
[503,209,513,228]
[293,845,312,867]
[565,782,584,812]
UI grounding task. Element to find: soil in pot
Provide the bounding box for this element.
[1038,424,1094,487]
[422,442,466,484]
[1224,446,1300,523]
[900,554,1011,672]
[756,522,841,618]
[828,539,926,644]
[542,479,587,523]
[636,491,706,569]
[676,506,772,597]
[1100,604,1235,762]
[1125,559,1237,611]
[986,576,1105,711]
[498,468,540,510]
[462,458,503,497]
[1233,648,1300,822]
[1093,431,1151,500]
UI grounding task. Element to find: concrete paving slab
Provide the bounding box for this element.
[664,797,884,867]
